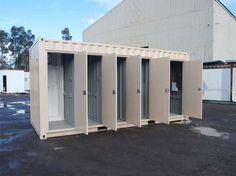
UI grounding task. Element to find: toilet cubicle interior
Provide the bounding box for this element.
[48,53,75,131]
[117,57,126,123]
[141,59,150,120]
[87,55,102,127]
[170,61,183,117]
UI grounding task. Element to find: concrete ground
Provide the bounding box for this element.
[0,94,236,176]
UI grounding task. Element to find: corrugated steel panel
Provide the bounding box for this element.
[40,38,190,60]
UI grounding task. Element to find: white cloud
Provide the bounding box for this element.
[52,1,61,6]
[0,17,17,26]
[88,14,104,25]
[92,0,123,9]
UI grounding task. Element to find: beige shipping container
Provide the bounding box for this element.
[30,38,202,139]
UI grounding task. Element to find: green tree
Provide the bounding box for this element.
[61,27,72,40]
[8,26,35,71]
[0,30,10,69]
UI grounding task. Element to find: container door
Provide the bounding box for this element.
[183,59,202,119]
[149,57,170,124]
[74,52,88,134]
[102,53,117,130]
[126,55,142,127]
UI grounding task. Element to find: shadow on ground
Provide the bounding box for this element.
[0,94,236,176]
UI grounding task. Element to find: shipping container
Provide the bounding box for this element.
[30,38,202,139]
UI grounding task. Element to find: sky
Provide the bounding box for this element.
[0,0,235,42]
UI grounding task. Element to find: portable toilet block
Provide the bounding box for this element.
[30,38,202,139]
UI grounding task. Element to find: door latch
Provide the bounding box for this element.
[83,90,86,95]
[198,88,202,91]
[112,90,116,95]
[165,88,170,93]
[137,89,141,94]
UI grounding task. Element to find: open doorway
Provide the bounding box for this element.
[117,57,126,122]
[142,59,150,119]
[48,53,74,131]
[88,55,102,126]
[170,61,183,116]
[3,75,7,92]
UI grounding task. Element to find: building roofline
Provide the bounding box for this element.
[83,0,236,35]
[216,0,236,21]
[83,0,126,34]
[83,0,236,33]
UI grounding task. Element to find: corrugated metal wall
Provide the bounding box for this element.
[88,56,102,124]
[117,58,126,122]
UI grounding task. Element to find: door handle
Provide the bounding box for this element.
[112,90,116,95]
[165,88,170,93]
[137,89,141,94]
[198,88,202,91]
[83,90,86,95]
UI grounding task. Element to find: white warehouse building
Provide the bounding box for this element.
[83,0,236,102]
[0,70,30,93]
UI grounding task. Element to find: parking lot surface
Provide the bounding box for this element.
[0,94,236,176]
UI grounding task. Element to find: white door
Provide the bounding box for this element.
[126,55,142,127]
[183,59,203,119]
[74,52,88,134]
[149,57,170,124]
[102,53,117,130]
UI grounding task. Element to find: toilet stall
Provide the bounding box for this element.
[30,38,202,139]
[48,53,75,131]
[149,58,202,124]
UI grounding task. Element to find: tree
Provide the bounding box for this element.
[0,30,10,69]
[8,26,35,71]
[61,27,72,40]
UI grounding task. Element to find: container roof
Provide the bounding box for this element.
[204,60,236,69]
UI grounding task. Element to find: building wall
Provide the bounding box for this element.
[84,0,214,61]
[0,70,25,93]
[232,68,236,102]
[213,1,236,61]
[203,69,231,101]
